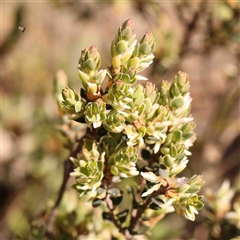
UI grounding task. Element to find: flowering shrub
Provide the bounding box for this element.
[54,19,204,238]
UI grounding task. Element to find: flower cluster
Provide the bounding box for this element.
[55,19,204,236]
[110,19,154,84]
[70,139,105,198]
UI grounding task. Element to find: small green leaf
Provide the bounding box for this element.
[144,98,152,114]
[121,51,132,65]
[122,73,131,83]
[117,209,129,223]
[92,198,102,208]
[141,171,159,183]
[151,197,164,206]
[171,96,184,108]
[163,154,173,168]
[102,212,111,221]
[121,27,132,40]
[84,58,96,71]
[128,57,140,68]
[117,40,127,54]
[112,55,121,69]
[127,113,139,122]
[164,133,173,146]
[161,146,170,155]
[173,130,182,142]
[186,185,200,194]
[177,184,190,193]
[141,216,150,221]
[182,132,193,140]
[134,94,144,106]
[149,201,161,210]
[97,186,106,196]
[141,188,148,199]
[139,42,151,55]
[110,165,119,175]
[107,188,121,196]
[170,144,177,157]
[133,43,139,57]
[110,195,123,206]
[194,200,204,210]
[138,104,145,115]
[170,83,180,98]
[74,101,82,113]
[181,122,191,132]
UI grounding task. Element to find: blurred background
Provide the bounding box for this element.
[1,1,239,240]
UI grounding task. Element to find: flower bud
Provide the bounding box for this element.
[121,18,134,40]
[141,31,153,43]
[145,82,160,104]
[109,146,139,180]
[139,31,155,56]
[175,71,190,94]
[85,99,106,128]
[176,71,189,87]
[173,195,204,221]
[61,87,85,119]
[79,45,101,74]
[61,87,80,110]
[103,110,125,133]
[122,18,134,31]
[108,81,133,111]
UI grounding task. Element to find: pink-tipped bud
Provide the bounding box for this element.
[122,18,134,30]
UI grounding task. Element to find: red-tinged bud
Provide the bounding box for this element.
[122,18,134,30]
